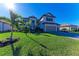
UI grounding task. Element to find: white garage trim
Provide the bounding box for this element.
[44,24,58,32]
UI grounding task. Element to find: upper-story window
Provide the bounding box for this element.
[46,17,53,21]
[32,20,35,23]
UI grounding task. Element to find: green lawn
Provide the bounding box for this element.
[0,32,79,56]
[74,32,79,34]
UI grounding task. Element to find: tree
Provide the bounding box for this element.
[0,16,11,23]
[22,18,32,33]
[61,28,68,31]
[10,12,24,31]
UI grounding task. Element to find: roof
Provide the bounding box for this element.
[41,12,56,18]
[38,13,57,25]
[28,16,37,19]
[23,18,29,22]
[39,12,56,22]
[0,20,11,25]
[23,18,28,19]
[60,24,78,27]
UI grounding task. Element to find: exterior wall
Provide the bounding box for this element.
[44,24,59,32]
[0,22,11,32]
[39,13,59,32]
[39,17,46,30]
[4,23,11,31]
[60,26,78,31]
[56,25,59,31]
[0,22,2,31]
[60,27,71,31]
[40,16,46,22]
[30,18,37,31]
[31,18,37,26]
[39,23,44,29]
[70,25,78,31]
[45,17,55,23]
[40,16,54,23]
[39,16,55,30]
[60,24,79,32]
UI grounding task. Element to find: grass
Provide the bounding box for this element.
[0,32,79,56]
[74,32,79,34]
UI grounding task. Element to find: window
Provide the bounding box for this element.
[46,17,53,21]
[32,20,35,24]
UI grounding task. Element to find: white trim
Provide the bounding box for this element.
[45,24,58,32]
[44,24,46,32]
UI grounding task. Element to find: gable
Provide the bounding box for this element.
[39,13,56,23]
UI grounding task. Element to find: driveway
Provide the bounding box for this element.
[51,31,79,40]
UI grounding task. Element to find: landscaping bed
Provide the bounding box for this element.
[0,38,19,47]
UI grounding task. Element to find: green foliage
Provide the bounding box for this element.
[0,16,11,22]
[11,12,24,31]
[0,16,10,20]
[0,13,24,31]
[19,18,32,33]
[61,28,68,31]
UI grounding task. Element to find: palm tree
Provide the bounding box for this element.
[10,12,24,31]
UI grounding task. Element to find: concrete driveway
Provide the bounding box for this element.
[51,31,79,40]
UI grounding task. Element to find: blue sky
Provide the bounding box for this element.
[0,3,79,25]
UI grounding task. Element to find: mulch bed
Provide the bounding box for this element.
[0,38,19,47]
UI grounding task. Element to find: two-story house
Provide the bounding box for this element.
[29,16,37,32]
[39,13,60,32]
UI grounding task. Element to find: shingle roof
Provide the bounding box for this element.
[60,24,78,27]
[43,12,56,18]
[28,16,37,19]
[0,19,11,25]
[39,12,56,21]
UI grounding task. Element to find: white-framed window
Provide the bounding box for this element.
[46,17,53,21]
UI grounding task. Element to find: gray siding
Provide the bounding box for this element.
[0,22,11,32]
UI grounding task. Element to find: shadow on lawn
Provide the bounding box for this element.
[39,48,48,56]
[25,33,49,56]
[27,48,33,56]
[27,47,48,56]
[27,48,48,56]
[13,46,22,56]
[26,34,48,49]
[43,34,52,37]
[0,38,20,56]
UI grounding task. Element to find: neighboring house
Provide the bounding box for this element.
[29,16,37,31]
[0,20,11,32]
[78,26,79,30]
[38,13,60,32]
[60,24,79,31]
[23,18,29,28]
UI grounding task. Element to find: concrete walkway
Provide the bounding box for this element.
[69,37,79,40]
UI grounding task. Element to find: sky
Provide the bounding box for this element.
[0,3,79,25]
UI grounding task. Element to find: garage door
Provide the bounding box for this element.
[45,24,57,32]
